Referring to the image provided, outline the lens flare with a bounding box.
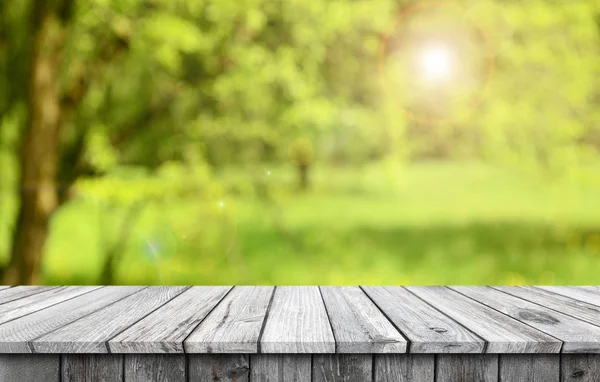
[419,43,453,82]
[378,1,495,125]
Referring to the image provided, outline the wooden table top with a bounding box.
[0,286,599,354]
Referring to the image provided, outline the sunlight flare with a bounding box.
[419,43,454,82]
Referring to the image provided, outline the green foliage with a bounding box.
[376,0,599,174]
[50,0,400,171]
[473,0,600,174]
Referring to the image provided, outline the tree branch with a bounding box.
[56,32,131,205]
[109,90,179,149]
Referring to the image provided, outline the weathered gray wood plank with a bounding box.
[374,355,434,382]
[0,286,59,306]
[499,354,559,382]
[561,354,600,382]
[0,286,101,326]
[261,286,335,353]
[0,355,59,382]
[32,286,187,353]
[578,286,600,293]
[320,286,407,353]
[452,286,600,353]
[250,354,311,382]
[189,354,249,382]
[124,354,185,382]
[436,354,498,382]
[312,354,372,382]
[185,286,273,353]
[408,287,561,353]
[0,286,144,353]
[62,354,123,382]
[579,285,600,294]
[494,286,600,327]
[536,286,600,307]
[109,286,231,353]
[363,287,484,353]
[0,287,11,291]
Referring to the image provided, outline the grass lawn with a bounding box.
[14,160,600,285]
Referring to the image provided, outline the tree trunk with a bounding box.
[2,1,71,285]
[298,164,310,191]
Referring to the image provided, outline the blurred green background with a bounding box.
[0,0,599,285]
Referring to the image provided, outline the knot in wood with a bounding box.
[429,327,447,333]
[516,309,560,325]
[571,369,585,378]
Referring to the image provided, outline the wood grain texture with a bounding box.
[453,286,600,353]
[495,286,600,327]
[109,286,231,353]
[363,287,484,353]
[580,286,600,293]
[0,286,144,353]
[32,286,187,353]
[561,355,600,382]
[189,354,249,382]
[261,286,335,353]
[436,354,498,382]
[312,354,372,382]
[499,355,559,382]
[320,287,407,353]
[124,354,185,382]
[536,286,600,307]
[0,286,101,326]
[408,287,561,353]
[4,285,600,362]
[62,354,123,382]
[0,355,59,382]
[185,286,273,353]
[250,354,311,382]
[373,355,434,382]
[0,286,58,306]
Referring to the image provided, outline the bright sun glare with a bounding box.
[419,43,453,82]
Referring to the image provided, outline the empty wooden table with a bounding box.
[0,286,599,381]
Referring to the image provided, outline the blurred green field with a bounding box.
[1,0,599,286]
[12,161,596,285]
